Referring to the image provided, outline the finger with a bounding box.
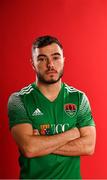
[33,129,40,135]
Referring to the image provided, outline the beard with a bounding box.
[36,68,64,84]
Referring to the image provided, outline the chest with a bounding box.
[23,91,79,135]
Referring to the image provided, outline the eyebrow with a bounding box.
[51,52,61,56]
[37,54,47,58]
[37,52,61,59]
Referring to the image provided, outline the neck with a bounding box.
[36,79,62,101]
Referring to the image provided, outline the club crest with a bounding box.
[64,103,77,117]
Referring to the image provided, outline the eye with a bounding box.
[38,58,43,61]
[37,57,46,62]
[53,56,60,60]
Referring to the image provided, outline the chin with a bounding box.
[45,78,59,84]
[37,72,63,84]
[40,78,61,84]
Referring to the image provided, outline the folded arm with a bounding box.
[53,126,96,156]
[11,123,80,158]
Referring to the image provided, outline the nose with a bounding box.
[47,58,54,69]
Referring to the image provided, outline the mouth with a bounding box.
[46,70,57,74]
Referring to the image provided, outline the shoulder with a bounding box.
[64,83,84,95]
[8,83,34,105]
[9,83,34,98]
[64,83,89,103]
[17,84,34,96]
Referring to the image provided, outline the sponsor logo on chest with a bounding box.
[40,123,70,135]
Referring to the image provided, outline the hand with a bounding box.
[33,129,40,135]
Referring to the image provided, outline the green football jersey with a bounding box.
[8,83,95,179]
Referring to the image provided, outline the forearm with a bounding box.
[24,133,68,157]
[53,127,96,156]
[53,136,91,156]
[21,128,80,157]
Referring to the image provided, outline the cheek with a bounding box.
[36,64,45,72]
[56,61,64,69]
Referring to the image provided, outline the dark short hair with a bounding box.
[32,35,63,57]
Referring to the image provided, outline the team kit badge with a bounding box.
[64,103,77,117]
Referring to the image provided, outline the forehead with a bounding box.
[34,43,63,57]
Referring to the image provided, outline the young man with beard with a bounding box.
[8,35,96,179]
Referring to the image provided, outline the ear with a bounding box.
[30,58,35,70]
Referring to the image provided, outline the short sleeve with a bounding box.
[76,93,95,128]
[8,92,32,129]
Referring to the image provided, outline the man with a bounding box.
[8,35,96,179]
